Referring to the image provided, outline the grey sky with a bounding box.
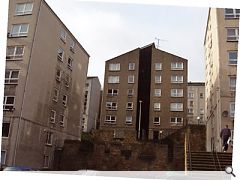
[46,0,209,86]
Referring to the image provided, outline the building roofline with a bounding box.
[188,82,205,86]
[105,47,140,62]
[204,8,211,46]
[87,76,99,79]
[42,0,90,57]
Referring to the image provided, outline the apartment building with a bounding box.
[100,43,188,141]
[1,0,89,169]
[82,77,101,132]
[187,82,205,125]
[204,8,238,152]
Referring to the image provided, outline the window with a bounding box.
[5,70,19,84]
[154,89,161,97]
[129,63,135,70]
[230,76,236,91]
[105,115,116,124]
[106,102,117,110]
[171,62,183,70]
[56,69,62,81]
[10,24,29,37]
[109,63,120,71]
[188,92,194,98]
[2,122,10,137]
[127,89,134,96]
[200,109,204,115]
[53,89,59,102]
[128,75,134,83]
[189,101,194,107]
[107,89,118,96]
[60,115,64,127]
[57,48,64,61]
[225,9,240,19]
[170,117,183,124]
[155,63,162,70]
[65,75,70,88]
[62,95,67,106]
[125,116,132,124]
[227,28,239,41]
[228,51,238,65]
[15,3,33,15]
[171,89,183,97]
[43,155,50,168]
[108,76,119,84]
[154,103,161,111]
[171,75,183,83]
[6,46,24,60]
[200,93,204,98]
[230,102,235,117]
[3,96,15,111]
[155,75,161,83]
[170,103,183,111]
[50,110,56,123]
[46,132,53,145]
[1,150,7,165]
[70,41,75,52]
[126,102,133,110]
[188,108,193,114]
[60,29,66,42]
[153,117,161,125]
[68,58,73,69]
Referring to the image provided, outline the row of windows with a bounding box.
[105,102,183,112]
[109,62,184,71]
[104,115,183,125]
[188,92,204,99]
[108,75,184,84]
[56,69,71,87]
[107,88,184,97]
[49,110,65,127]
[57,48,74,69]
[188,108,204,115]
[225,9,240,19]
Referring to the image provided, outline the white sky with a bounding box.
[45,0,209,86]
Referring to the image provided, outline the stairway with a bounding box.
[187,151,232,171]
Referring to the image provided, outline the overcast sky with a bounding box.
[45,0,209,86]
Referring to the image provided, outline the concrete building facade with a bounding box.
[1,0,89,169]
[100,44,188,141]
[82,77,101,132]
[187,82,205,125]
[204,8,238,152]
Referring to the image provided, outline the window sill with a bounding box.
[15,13,33,16]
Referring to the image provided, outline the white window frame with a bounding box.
[6,46,24,60]
[63,95,67,107]
[68,57,73,69]
[5,69,20,84]
[3,96,15,111]
[154,89,161,97]
[155,63,162,70]
[106,102,117,110]
[57,48,64,62]
[128,75,134,84]
[188,108,194,114]
[107,89,118,96]
[2,122,10,138]
[127,89,134,96]
[125,116,132,124]
[228,51,238,65]
[50,110,56,123]
[60,29,67,42]
[59,114,64,127]
[105,115,116,124]
[108,76,119,84]
[109,63,120,71]
[230,102,235,117]
[155,75,161,83]
[45,132,53,146]
[154,103,161,111]
[65,75,70,88]
[225,8,240,19]
[170,103,183,111]
[171,89,183,97]
[15,3,33,15]
[1,150,7,165]
[43,155,50,168]
[10,24,29,37]
[171,62,183,70]
[56,69,62,82]
[53,89,59,102]
[188,92,194,98]
[126,102,133,110]
[227,28,239,41]
[229,76,236,91]
[70,41,75,53]
[170,117,183,124]
[153,117,161,125]
[128,63,135,70]
[171,75,183,83]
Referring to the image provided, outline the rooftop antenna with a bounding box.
[155,37,167,49]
